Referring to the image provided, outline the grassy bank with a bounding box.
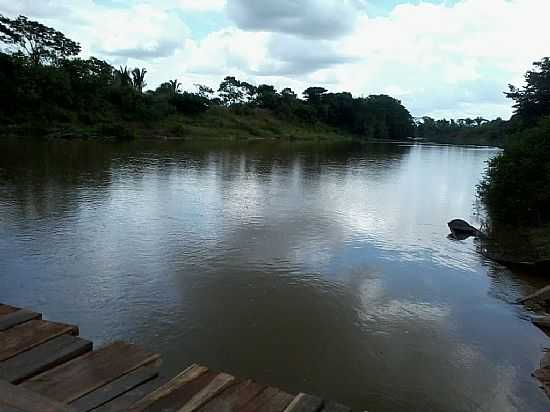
[1,106,357,142]
[148,107,357,141]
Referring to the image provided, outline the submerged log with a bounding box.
[532,316,550,330]
[517,285,550,304]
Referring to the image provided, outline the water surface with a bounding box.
[0,139,548,412]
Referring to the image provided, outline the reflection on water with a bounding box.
[0,139,548,412]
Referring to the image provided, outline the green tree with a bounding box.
[216,77,257,105]
[474,116,488,126]
[169,79,182,95]
[0,14,80,65]
[479,117,550,224]
[218,76,245,105]
[156,80,181,96]
[256,84,278,109]
[131,68,147,93]
[362,95,414,139]
[114,66,132,87]
[281,87,297,100]
[194,83,214,99]
[506,57,550,122]
[303,87,327,104]
[240,81,257,103]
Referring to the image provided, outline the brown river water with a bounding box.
[0,138,548,411]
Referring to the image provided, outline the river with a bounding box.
[0,139,548,411]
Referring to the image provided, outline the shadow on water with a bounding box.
[1,138,549,411]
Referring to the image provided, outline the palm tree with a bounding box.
[115,66,132,87]
[474,116,488,126]
[131,68,147,93]
[168,79,181,95]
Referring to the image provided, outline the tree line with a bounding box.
[0,14,415,140]
[479,57,550,227]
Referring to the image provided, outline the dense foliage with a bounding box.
[506,58,550,123]
[479,58,550,225]
[0,14,415,140]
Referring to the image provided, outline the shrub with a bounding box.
[99,123,136,140]
[479,117,550,225]
[171,93,209,115]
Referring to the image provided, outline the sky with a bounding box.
[1,0,549,119]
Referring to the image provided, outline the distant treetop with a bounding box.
[0,14,81,65]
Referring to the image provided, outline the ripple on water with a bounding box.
[0,139,547,412]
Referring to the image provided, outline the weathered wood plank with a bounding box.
[22,341,160,404]
[0,303,18,316]
[319,401,351,412]
[0,334,92,384]
[92,375,172,412]
[0,405,24,412]
[198,379,266,412]
[240,388,295,412]
[0,380,76,412]
[0,309,42,331]
[70,365,160,412]
[283,393,324,412]
[127,364,209,411]
[534,367,550,397]
[176,372,237,412]
[129,366,218,412]
[0,320,78,361]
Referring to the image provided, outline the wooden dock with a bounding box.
[0,303,352,412]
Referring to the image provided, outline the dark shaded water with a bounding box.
[0,139,548,411]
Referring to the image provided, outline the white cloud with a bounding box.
[0,1,190,60]
[226,0,365,39]
[89,4,189,59]
[176,0,226,11]
[330,0,550,118]
[1,0,550,118]
[254,34,356,76]
[184,28,268,76]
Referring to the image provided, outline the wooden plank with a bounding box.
[92,375,172,412]
[0,334,92,384]
[176,372,237,412]
[127,364,210,411]
[283,394,324,412]
[22,341,160,404]
[0,320,78,361]
[534,367,550,397]
[0,405,24,412]
[0,304,19,316]
[240,388,295,412]
[198,379,266,412]
[129,365,216,412]
[70,365,160,412]
[0,380,76,412]
[319,402,351,412]
[0,309,42,331]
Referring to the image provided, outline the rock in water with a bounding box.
[448,219,480,238]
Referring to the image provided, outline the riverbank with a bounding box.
[529,226,550,261]
[1,106,359,142]
[481,223,550,264]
